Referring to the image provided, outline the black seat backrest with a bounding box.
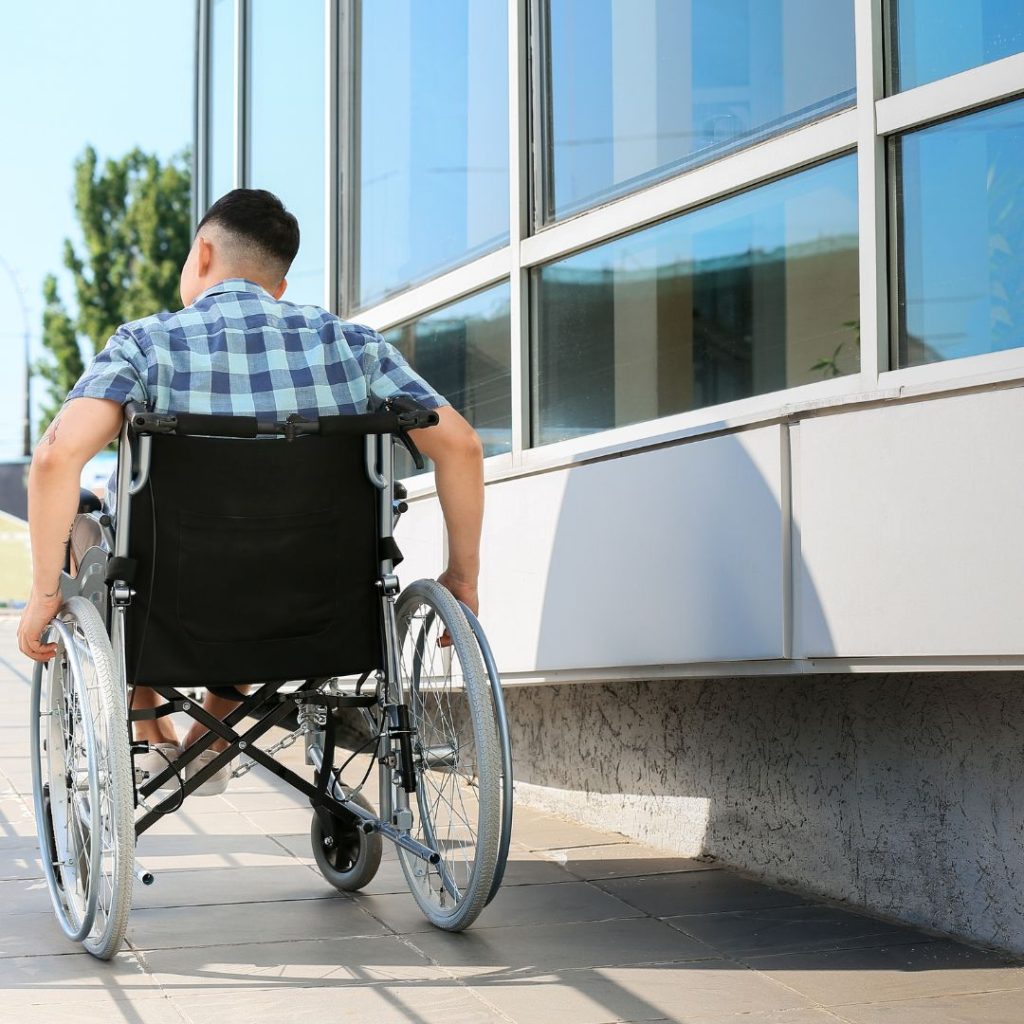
[125,430,383,687]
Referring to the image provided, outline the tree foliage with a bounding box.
[37,146,191,425]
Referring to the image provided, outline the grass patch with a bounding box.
[0,512,30,605]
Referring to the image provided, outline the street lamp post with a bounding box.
[0,254,32,457]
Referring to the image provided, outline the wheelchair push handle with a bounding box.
[125,399,439,447]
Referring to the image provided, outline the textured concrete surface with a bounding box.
[501,673,1024,955]
[3,618,1024,1023]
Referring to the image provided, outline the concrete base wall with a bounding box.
[502,673,1024,954]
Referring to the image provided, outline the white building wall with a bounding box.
[399,382,1024,678]
[796,386,1024,658]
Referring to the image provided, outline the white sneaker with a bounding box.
[184,748,236,796]
[135,742,182,791]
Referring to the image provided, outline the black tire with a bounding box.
[393,580,502,931]
[310,785,382,891]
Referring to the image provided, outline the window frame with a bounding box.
[192,0,1024,498]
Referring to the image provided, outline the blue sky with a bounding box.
[0,1,194,459]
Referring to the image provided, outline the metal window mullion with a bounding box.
[876,51,1024,136]
[355,248,511,333]
[324,0,340,312]
[233,0,249,189]
[339,0,360,317]
[528,0,551,230]
[854,0,887,383]
[194,0,210,222]
[519,110,857,270]
[508,0,529,464]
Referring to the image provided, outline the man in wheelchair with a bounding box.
[19,188,482,754]
[15,189,511,956]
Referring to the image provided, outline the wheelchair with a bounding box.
[29,400,513,959]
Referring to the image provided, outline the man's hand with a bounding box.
[17,592,63,662]
[438,569,479,617]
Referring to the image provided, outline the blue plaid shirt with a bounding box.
[67,278,447,417]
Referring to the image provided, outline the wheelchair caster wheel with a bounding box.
[310,786,382,892]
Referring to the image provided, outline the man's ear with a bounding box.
[196,235,213,277]
[271,278,287,300]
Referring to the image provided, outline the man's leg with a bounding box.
[131,686,180,745]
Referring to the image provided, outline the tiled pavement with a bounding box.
[0,617,1022,1023]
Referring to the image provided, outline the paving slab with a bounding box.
[598,870,812,919]
[510,808,629,851]
[0,794,38,839]
[360,879,644,935]
[549,842,719,881]
[164,979,513,1024]
[131,862,339,910]
[665,904,936,958]
[744,941,1024,1007]
[464,961,817,1024]
[237,806,319,836]
[0,949,163,1006]
[833,987,1024,1024]
[1,875,63,917]
[3,996,187,1024]
[0,840,43,879]
[135,829,303,872]
[128,896,387,950]
[0,911,97,959]
[139,933,444,992]
[408,917,717,975]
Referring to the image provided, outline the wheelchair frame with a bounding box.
[34,402,513,958]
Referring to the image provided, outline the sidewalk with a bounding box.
[0,617,1022,1024]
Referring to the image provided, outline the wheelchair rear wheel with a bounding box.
[394,580,502,930]
[310,784,382,891]
[30,597,135,959]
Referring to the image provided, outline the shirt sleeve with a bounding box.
[65,326,148,406]
[365,333,450,410]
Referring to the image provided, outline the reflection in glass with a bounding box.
[249,0,324,306]
[208,0,234,205]
[895,99,1024,368]
[891,0,1024,91]
[532,157,858,446]
[543,0,856,221]
[358,2,509,308]
[383,283,511,474]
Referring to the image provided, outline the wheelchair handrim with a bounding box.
[30,620,104,943]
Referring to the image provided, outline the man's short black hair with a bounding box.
[197,188,300,279]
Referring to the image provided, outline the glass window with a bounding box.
[542,0,856,222]
[357,2,509,308]
[249,0,325,306]
[383,283,511,474]
[532,157,859,446]
[890,0,1024,91]
[894,99,1024,368]
[208,0,234,205]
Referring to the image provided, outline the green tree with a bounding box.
[37,146,191,425]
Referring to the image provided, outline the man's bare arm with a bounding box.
[409,405,484,613]
[18,398,124,661]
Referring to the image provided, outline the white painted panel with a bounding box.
[798,388,1024,657]
[472,426,786,674]
[393,495,444,591]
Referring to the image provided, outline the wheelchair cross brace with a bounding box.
[131,683,442,869]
